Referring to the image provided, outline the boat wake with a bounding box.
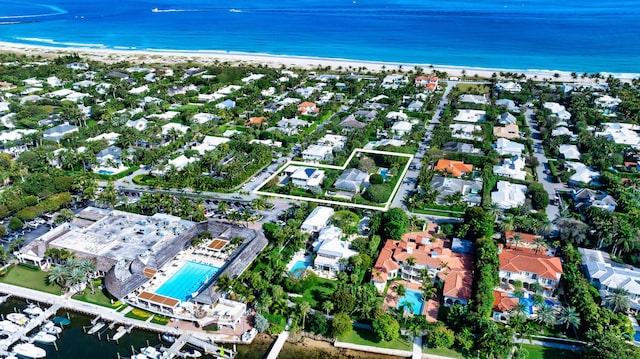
[151,8,201,13]
[0,4,67,19]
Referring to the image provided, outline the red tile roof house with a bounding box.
[297,101,320,116]
[415,76,438,92]
[492,290,520,322]
[498,245,563,297]
[372,224,474,307]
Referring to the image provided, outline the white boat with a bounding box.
[181,348,202,358]
[23,304,44,317]
[87,321,105,335]
[133,354,149,359]
[0,320,20,333]
[140,346,162,359]
[41,321,62,335]
[32,331,57,344]
[12,343,47,358]
[6,313,28,326]
[229,8,242,13]
[151,8,159,12]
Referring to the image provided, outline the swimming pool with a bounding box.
[509,293,535,315]
[378,168,389,180]
[156,261,220,301]
[97,169,114,175]
[398,289,423,315]
[289,261,310,278]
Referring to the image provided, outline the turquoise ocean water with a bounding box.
[0,0,639,73]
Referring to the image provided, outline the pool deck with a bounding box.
[285,250,311,272]
[382,280,439,322]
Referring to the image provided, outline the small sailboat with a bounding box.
[12,343,47,358]
[32,331,57,344]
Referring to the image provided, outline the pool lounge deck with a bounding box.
[383,280,439,322]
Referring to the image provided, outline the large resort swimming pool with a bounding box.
[156,261,220,301]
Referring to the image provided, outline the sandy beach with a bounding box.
[0,41,635,82]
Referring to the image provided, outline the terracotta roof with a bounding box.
[246,116,266,125]
[433,159,473,178]
[442,270,473,300]
[493,290,519,312]
[298,101,316,108]
[372,244,400,283]
[499,248,563,281]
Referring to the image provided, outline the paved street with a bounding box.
[524,107,560,221]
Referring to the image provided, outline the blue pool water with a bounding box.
[398,289,423,315]
[634,331,640,342]
[378,168,389,180]
[509,293,535,315]
[97,169,114,175]
[156,261,220,301]
[289,260,310,278]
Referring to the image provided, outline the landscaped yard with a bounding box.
[520,344,581,359]
[72,279,117,308]
[423,347,466,358]
[299,277,336,308]
[338,326,412,351]
[0,264,62,295]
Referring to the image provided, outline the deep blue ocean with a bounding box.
[1,0,639,74]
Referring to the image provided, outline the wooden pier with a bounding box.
[160,333,235,358]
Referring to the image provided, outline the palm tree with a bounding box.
[604,287,631,313]
[559,306,581,335]
[215,274,233,297]
[47,266,69,289]
[298,301,311,328]
[78,259,97,294]
[322,301,334,315]
[533,236,546,254]
[395,284,406,299]
[510,233,523,250]
[536,304,556,328]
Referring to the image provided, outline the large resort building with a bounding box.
[16,207,267,329]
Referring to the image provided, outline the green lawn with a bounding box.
[300,277,337,308]
[0,265,62,295]
[520,344,580,359]
[422,347,466,358]
[455,83,490,94]
[72,279,117,308]
[338,326,412,351]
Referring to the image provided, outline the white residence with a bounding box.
[558,144,581,160]
[191,136,230,155]
[191,113,216,124]
[498,112,517,125]
[390,121,414,136]
[551,126,576,139]
[312,226,357,276]
[494,138,524,156]
[87,132,120,145]
[459,94,488,105]
[543,102,571,120]
[125,118,149,131]
[580,247,640,312]
[302,145,333,162]
[491,181,527,209]
[275,117,310,136]
[493,156,527,181]
[301,206,335,233]
[595,122,640,148]
[386,111,408,121]
[496,82,522,93]
[454,109,486,123]
[152,155,197,176]
[161,123,190,136]
[318,134,348,150]
[566,162,599,185]
[450,124,482,141]
[289,167,325,191]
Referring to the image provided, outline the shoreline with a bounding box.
[0,40,637,82]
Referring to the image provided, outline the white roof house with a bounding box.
[450,124,482,141]
[491,181,527,209]
[459,94,488,105]
[579,247,640,311]
[87,132,120,145]
[43,124,78,142]
[152,155,197,176]
[161,123,190,136]
[494,138,524,156]
[0,129,37,143]
[543,102,571,120]
[493,156,526,181]
[149,111,179,121]
[191,136,230,155]
[290,167,325,190]
[302,145,333,162]
[301,206,335,233]
[497,112,517,125]
[129,85,149,95]
[551,126,576,139]
[558,144,581,160]
[313,226,358,275]
[318,134,348,150]
[391,121,414,136]
[567,162,599,185]
[216,99,236,110]
[454,109,486,123]
[496,82,522,93]
[496,99,518,112]
[334,168,369,193]
[192,113,216,124]
[386,111,408,121]
[125,118,149,131]
[595,122,640,148]
[276,117,310,135]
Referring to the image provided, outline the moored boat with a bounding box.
[12,343,47,358]
[22,304,44,317]
[140,346,162,359]
[32,330,57,344]
[42,321,62,335]
[87,321,105,335]
[6,313,28,326]
[161,333,175,343]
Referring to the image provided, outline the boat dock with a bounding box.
[0,303,60,356]
[160,333,235,358]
